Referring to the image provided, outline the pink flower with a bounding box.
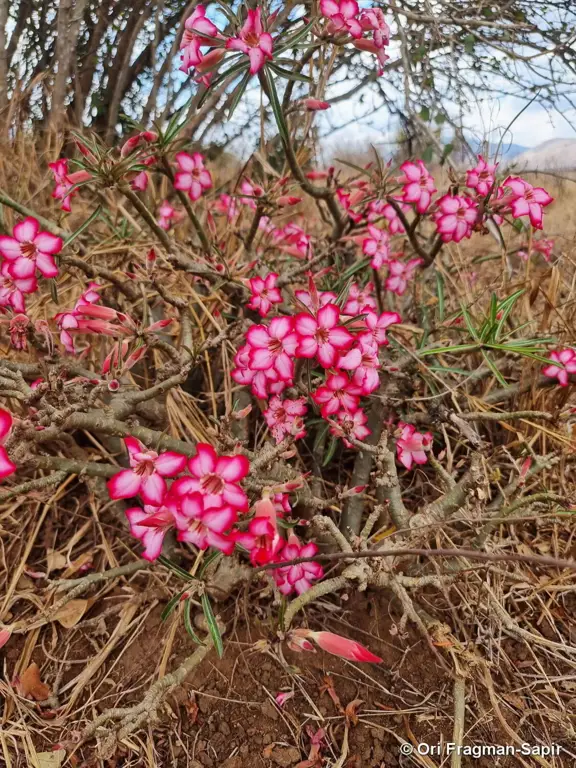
[295,303,354,368]
[231,343,287,399]
[247,273,283,317]
[126,504,177,560]
[295,289,337,312]
[173,492,237,555]
[183,5,219,39]
[359,7,390,48]
[0,408,16,479]
[320,0,363,39]
[157,201,181,231]
[500,176,553,230]
[0,262,37,313]
[362,225,390,269]
[297,629,382,662]
[338,337,380,395]
[368,200,406,233]
[329,408,370,447]
[172,443,250,512]
[303,98,331,111]
[235,498,283,565]
[55,282,101,353]
[542,348,576,387]
[212,193,238,220]
[385,258,422,296]
[466,155,497,197]
[226,8,273,74]
[359,310,400,347]
[272,534,324,595]
[397,161,437,213]
[275,691,295,708]
[313,373,359,417]
[120,130,158,158]
[343,282,377,316]
[174,152,212,201]
[264,396,307,443]
[532,238,554,262]
[0,217,62,279]
[396,422,432,469]
[434,194,478,243]
[246,316,298,381]
[240,178,265,209]
[49,160,91,212]
[107,437,187,506]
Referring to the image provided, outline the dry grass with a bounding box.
[0,134,576,767]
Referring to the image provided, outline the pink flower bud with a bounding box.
[108,379,120,392]
[309,630,382,662]
[277,195,302,206]
[303,98,331,111]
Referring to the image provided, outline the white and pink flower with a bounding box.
[434,194,478,243]
[264,396,307,443]
[397,161,436,214]
[225,8,273,74]
[362,225,390,269]
[0,217,62,279]
[107,437,187,506]
[499,176,553,230]
[125,504,177,561]
[396,422,432,470]
[294,303,354,368]
[272,534,324,595]
[247,273,283,317]
[0,409,16,480]
[385,258,422,296]
[174,152,213,202]
[466,155,497,197]
[320,0,362,38]
[0,262,37,313]
[542,348,576,387]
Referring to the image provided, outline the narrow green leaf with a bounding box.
[436,272,445,322]
[161,589,188,622]
[263,66,290,144]
[322,436,339,467]
[199,549,223,577]
[268,62,313,83]
[184,598,205,644]
[198,60,250,109]
[158,555,197,582]
[201,593,224,658]
[418,343,481,356]
[481,350,508,386]
[64,205,102,247]
[460,303,479,341]
[275,19,315,54]
[228,69,251,121]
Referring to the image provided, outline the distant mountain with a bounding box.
[505,138,576,170]
[470,140,528,160]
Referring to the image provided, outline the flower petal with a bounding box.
[107,469,142,499]
[188,443,217,477]
[154,451,187,477]
[0,446,16,479]
[140,473,167,506]
[13,217,39,243]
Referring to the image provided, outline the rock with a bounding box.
[272,746,302,767]
[221,758,243,768]
[261,700,279,721]
[219,721,231,736]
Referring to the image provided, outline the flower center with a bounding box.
[315,328,330,344]
[20,242,37,259]
[273,407,287,423]
[201,473,225,495]
[268,338,283,353]
[134,456,156,476]
[244,31,260,46]
[2,278,13,291]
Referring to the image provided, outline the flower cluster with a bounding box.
[233,276,401,448]
[106,440,323,594]
[320,1,390,74]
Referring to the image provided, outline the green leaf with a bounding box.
[263,66,290,144]
[275,19,315,54]
[198,59,250,110]
[460,303,480,341]
[495,289,525,340]
[199,549,223,577]
[421,145,434,163]
[64,205,102,247]
[339,257,371,282]
[322,436,339,467]
[481,350,508,386]
[419,106,430,121]
[158,555,197,582]
[161,589,188,622]
[227,69,251,121]
[436,272,445,322]
[464,34,475,54]
[419,343,481,356]
[334,157,371,176]
[201,593,224,658]
[184,598,205,645]
[50,279,59,304]
[268,62,313,83]
[312,422,329,452]
[434,112,446,125]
